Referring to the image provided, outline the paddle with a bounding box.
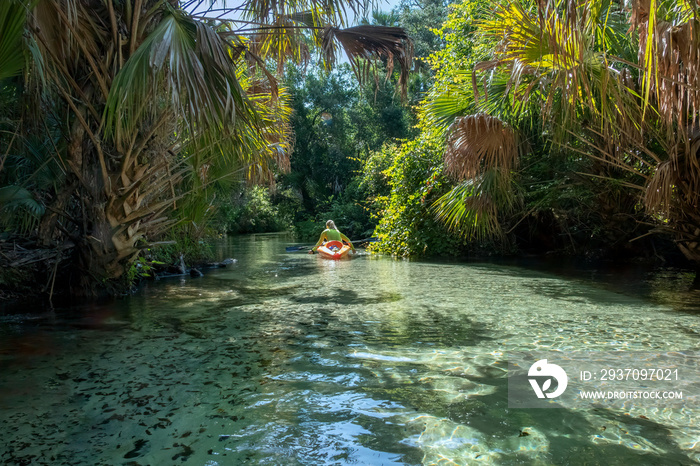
[285,237,378,252]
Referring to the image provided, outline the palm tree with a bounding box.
[0,0,413,294]
[431,0,700,263]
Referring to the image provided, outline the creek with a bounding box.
[1,233,699,465]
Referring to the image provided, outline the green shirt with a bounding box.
[324,229,342,241]
[312,229,355,251]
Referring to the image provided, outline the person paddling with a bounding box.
[308,220,356,254]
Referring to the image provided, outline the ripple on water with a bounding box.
[1,234,699,465]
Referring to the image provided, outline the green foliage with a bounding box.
[400,0,447,100]
[368,135,465,256]
[0,186,45,233]
[0,0,27,82]
[215,185,294,234]
[427,0,491,78]
[0,0,418,295]
[125,257,155,284]
[364,0,525,255]
[516,149,647,255]
[368,0,672,260]
[293,219,323,241]
[396,0,448,62]
[313,182,376,239]
[0,93,65,236]
[357,142,396,217]
[143,232,214,268]
[278,63,416,240]
[432,168,521,241]
[292,182,376,242]
[0,263,34,293]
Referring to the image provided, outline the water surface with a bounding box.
[1,234,699,465]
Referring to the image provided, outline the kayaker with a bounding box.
[308,220,356,254]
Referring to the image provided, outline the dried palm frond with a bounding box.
[644,159,675,215]
[248,14,313,73]
[444,114,518,181]
[631,0,700,135]
[435,114,520,241]
[642,129,700,262]
[321,25,413,99]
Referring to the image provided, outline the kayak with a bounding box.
[316,240,352,260]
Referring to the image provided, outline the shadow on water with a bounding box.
[358,358,696,465]
[1,233,699,465]
[290,289,403,306]
[435,258,700,313]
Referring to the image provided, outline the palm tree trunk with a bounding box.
[37,177,78,247]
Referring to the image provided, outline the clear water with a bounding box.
[1,234,699,465]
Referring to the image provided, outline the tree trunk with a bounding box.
[37,177,78,247]
[676,226,700,264]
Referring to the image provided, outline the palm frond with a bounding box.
[432,169,519,240]
[321,25,414,99]
[0,0,28,82]
[435,112,521,240]
[180,67,293,189]
[248,14,313,73]
[475,0,638,145]
[0,185,44,216]
[0,185,45,234]
[422,70,476,132]
[242,0,363,28]
[444,114,518,181]
[105,9,254,143]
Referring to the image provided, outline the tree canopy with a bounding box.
[0,0,413,294]
[369,0,700,265]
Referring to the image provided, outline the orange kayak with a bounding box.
[316,240,353,260]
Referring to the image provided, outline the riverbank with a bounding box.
[2,231,698,308]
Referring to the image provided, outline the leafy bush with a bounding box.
[366,136,467,256]
[142,229,215,271]
[293,183,375,242]
[293,219,323,242]
[215,185,294,234]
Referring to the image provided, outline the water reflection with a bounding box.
[0,234,699,465]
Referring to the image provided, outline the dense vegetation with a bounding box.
[0,0,412,296]
[367,0,697,268]
[260,0,700,267]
